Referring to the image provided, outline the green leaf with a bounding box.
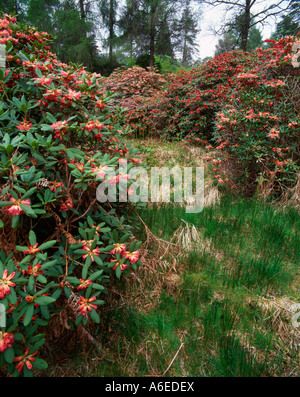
[28,275,35,292]
[29,230,37,245]
[89,270,103,281]
[23,365,33,377]
[82,263,89,279]
[52,288,62,300]
[0,201,14,207]
[37,274,47,284]
[35,68,43,78]
[33,358,48,370]
[22,187,37,200]
[115,265,122,279]
[65,277,80,284]
[40,304,50,320]
[4,347,14,364]
[34,296,56,306]
[11,215,20,228]
[92,284,105,291]
[93,255,103,266]
[7,287,17,304]
[20,204,37,218]
[38,240,56,250]
[46,112,57,124]
[89,309,100,324]
[23,303,34,327]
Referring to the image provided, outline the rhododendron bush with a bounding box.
[0,15,142,376]
[103,66,168,137]
[115,50,256,139]
[211,36,300,194]
[112,38,299,195]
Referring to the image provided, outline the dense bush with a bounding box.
[104,65,167,98]
[135,53,162,73]
[0,15,142,376]
[103,66,168,137]
[108,37,299,195]
[209,36,300,194]
[116,50,256,140]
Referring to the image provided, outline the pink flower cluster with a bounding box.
[0,331,14,352]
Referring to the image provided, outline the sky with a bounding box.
[195,1,286,60]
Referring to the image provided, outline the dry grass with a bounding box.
[40,140,299,377]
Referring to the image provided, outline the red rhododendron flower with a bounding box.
[77,278,93,290]
[122,250,139,264]
[92,164,109,179]
[96,100,105,110]
[78,296,97,316]
[110,259,128,272]
[59,197,73,212]
[16,120,32,131]
[49,180,64,192]
[82,242,100,262]
[23,243,41,255]
[108,175,119,186]
[67,89,81,100]
[0,269,16,299]
[26,263,44,277]
[25,295,36,303]
[13,347,38,373]
[110,243,126,254]
[6,197,31,216]
[0,331,14,352]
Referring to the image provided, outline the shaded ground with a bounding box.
[41,139,300,377]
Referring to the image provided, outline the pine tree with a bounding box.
[272,1,300,40]
[118,0,179,67]
[26,0,59,34]
[215,13,264,56]
[203,0,291,51]
[118,0,142,58]
[173,0,200,66]
[0,0,29,21]
[99,0,118,63]
[215,33,237,56]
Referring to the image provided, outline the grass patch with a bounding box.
[43,141,300,377]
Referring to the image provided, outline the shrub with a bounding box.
[103,66,168,137]
[119,50,256,140]
[209,36,300,195]
[135,53,162,72]
[0,15,142,376]
[104,65,167,98]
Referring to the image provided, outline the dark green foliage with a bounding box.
[135,53,162,72]
[272,14,300,40]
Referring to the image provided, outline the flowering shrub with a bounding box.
[0,15,142,376]
[103,66,169,137]
[116,50,256,139]
[210,36,300,194]
[111,36,299,195]
[104,66,167,98]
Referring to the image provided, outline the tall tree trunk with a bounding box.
[109,0,114,62]
[79,0,85,20]
[149,31,155,67]
[182,35,188,66]
[149,3,156,68]
[241,0,251,51]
